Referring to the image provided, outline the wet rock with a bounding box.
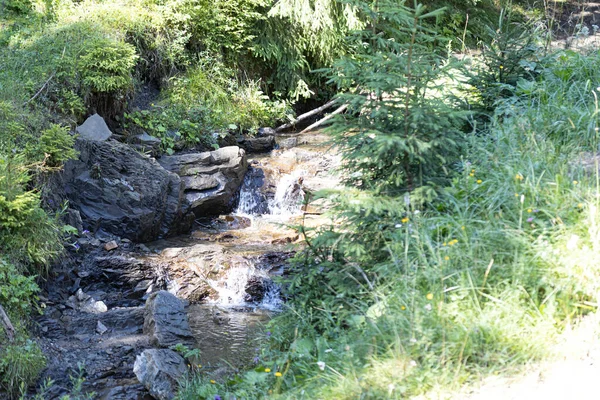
[104,241,119,251]
[211,307,230,325]
[238,135,276,153]
[59,116,193,241]
[257,127,276,137]
[143,291,193,347]
[245,276,271,302]
[133,349,187,400]
[278,137,298,149]
[76,113,113,142]
[159,146,247,216]
[215,215,251,230]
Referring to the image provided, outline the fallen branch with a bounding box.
[22,71,55,107]
[0,303,15,342]
[275,98,338,132]
[299,104,348,134]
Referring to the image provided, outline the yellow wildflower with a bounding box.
[401,305,406,310]
[461,226,465,230]
[426,293,433,300]
[444,256,450,261]
[210,380,216,384]
[515,173,523,181]
[515,193,519,197]
[573,180,579,185]
[469,173,474,177]
[527,208,532,213]
[265,368,271,373]
[578,203,584,208]
[499,65,504,69]
[275,372,283,377]
[401,217,409,223]
[476,179,482,184]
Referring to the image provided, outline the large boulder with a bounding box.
[143,291,193,347]
[159,146,247,216]
[133,349,187,400]
[76,113,112,142]
[62,115,193,242]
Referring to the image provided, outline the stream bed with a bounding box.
[33,130,339,399]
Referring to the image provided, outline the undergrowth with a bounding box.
[177,4,600,400]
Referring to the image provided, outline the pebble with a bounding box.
[96,321,108,335]
[104,241,119,251]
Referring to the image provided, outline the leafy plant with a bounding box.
[0,339,46,397]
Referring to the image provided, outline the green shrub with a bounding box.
[2,0,32,14]
[0,340,46,397]
[0,259,39,322]
[36,124,78,168]
[79,39,138,117]
[0,154,64,272]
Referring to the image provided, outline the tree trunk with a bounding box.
[275,99,338,132]
[0,303,15,342]
[299,104,348,134]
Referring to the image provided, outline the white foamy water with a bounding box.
[269,169,305,217]
[206,263,282,310]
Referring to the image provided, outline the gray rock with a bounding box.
[67,289,108,313]
[96,320,108,335]
[104,240,119,251]
[143,291,193,347]
[76,114,113,142]
[129,132,162,155]
[133,349,187,400]
[61,132,193,242]
[278,137,298,149]
[159,146,247,216]
[65,208,84,233]
[238,135,276,153]
[257,127,276,136]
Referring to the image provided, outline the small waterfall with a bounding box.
[269,170,305,217]
[236,167,269,215]
[207,262,282,310]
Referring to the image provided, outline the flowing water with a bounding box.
[170,131,340,367]
[35,131,340,398]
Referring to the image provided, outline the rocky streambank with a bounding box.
[32,114,338,399]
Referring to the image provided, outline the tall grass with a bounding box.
[177,49,600,400]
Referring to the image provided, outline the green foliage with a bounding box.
[253,0,359,98]
[0,154,64,271]
[126,54,291,152]
[35,124,78,168]
[79,40,138,93]
[0,339,46,397]
[79,39,138,117]
[2,0,33,15]
[326,1,466,194]
[0,259,39,320]
[468,6,544,111]
[25,364,96,400]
